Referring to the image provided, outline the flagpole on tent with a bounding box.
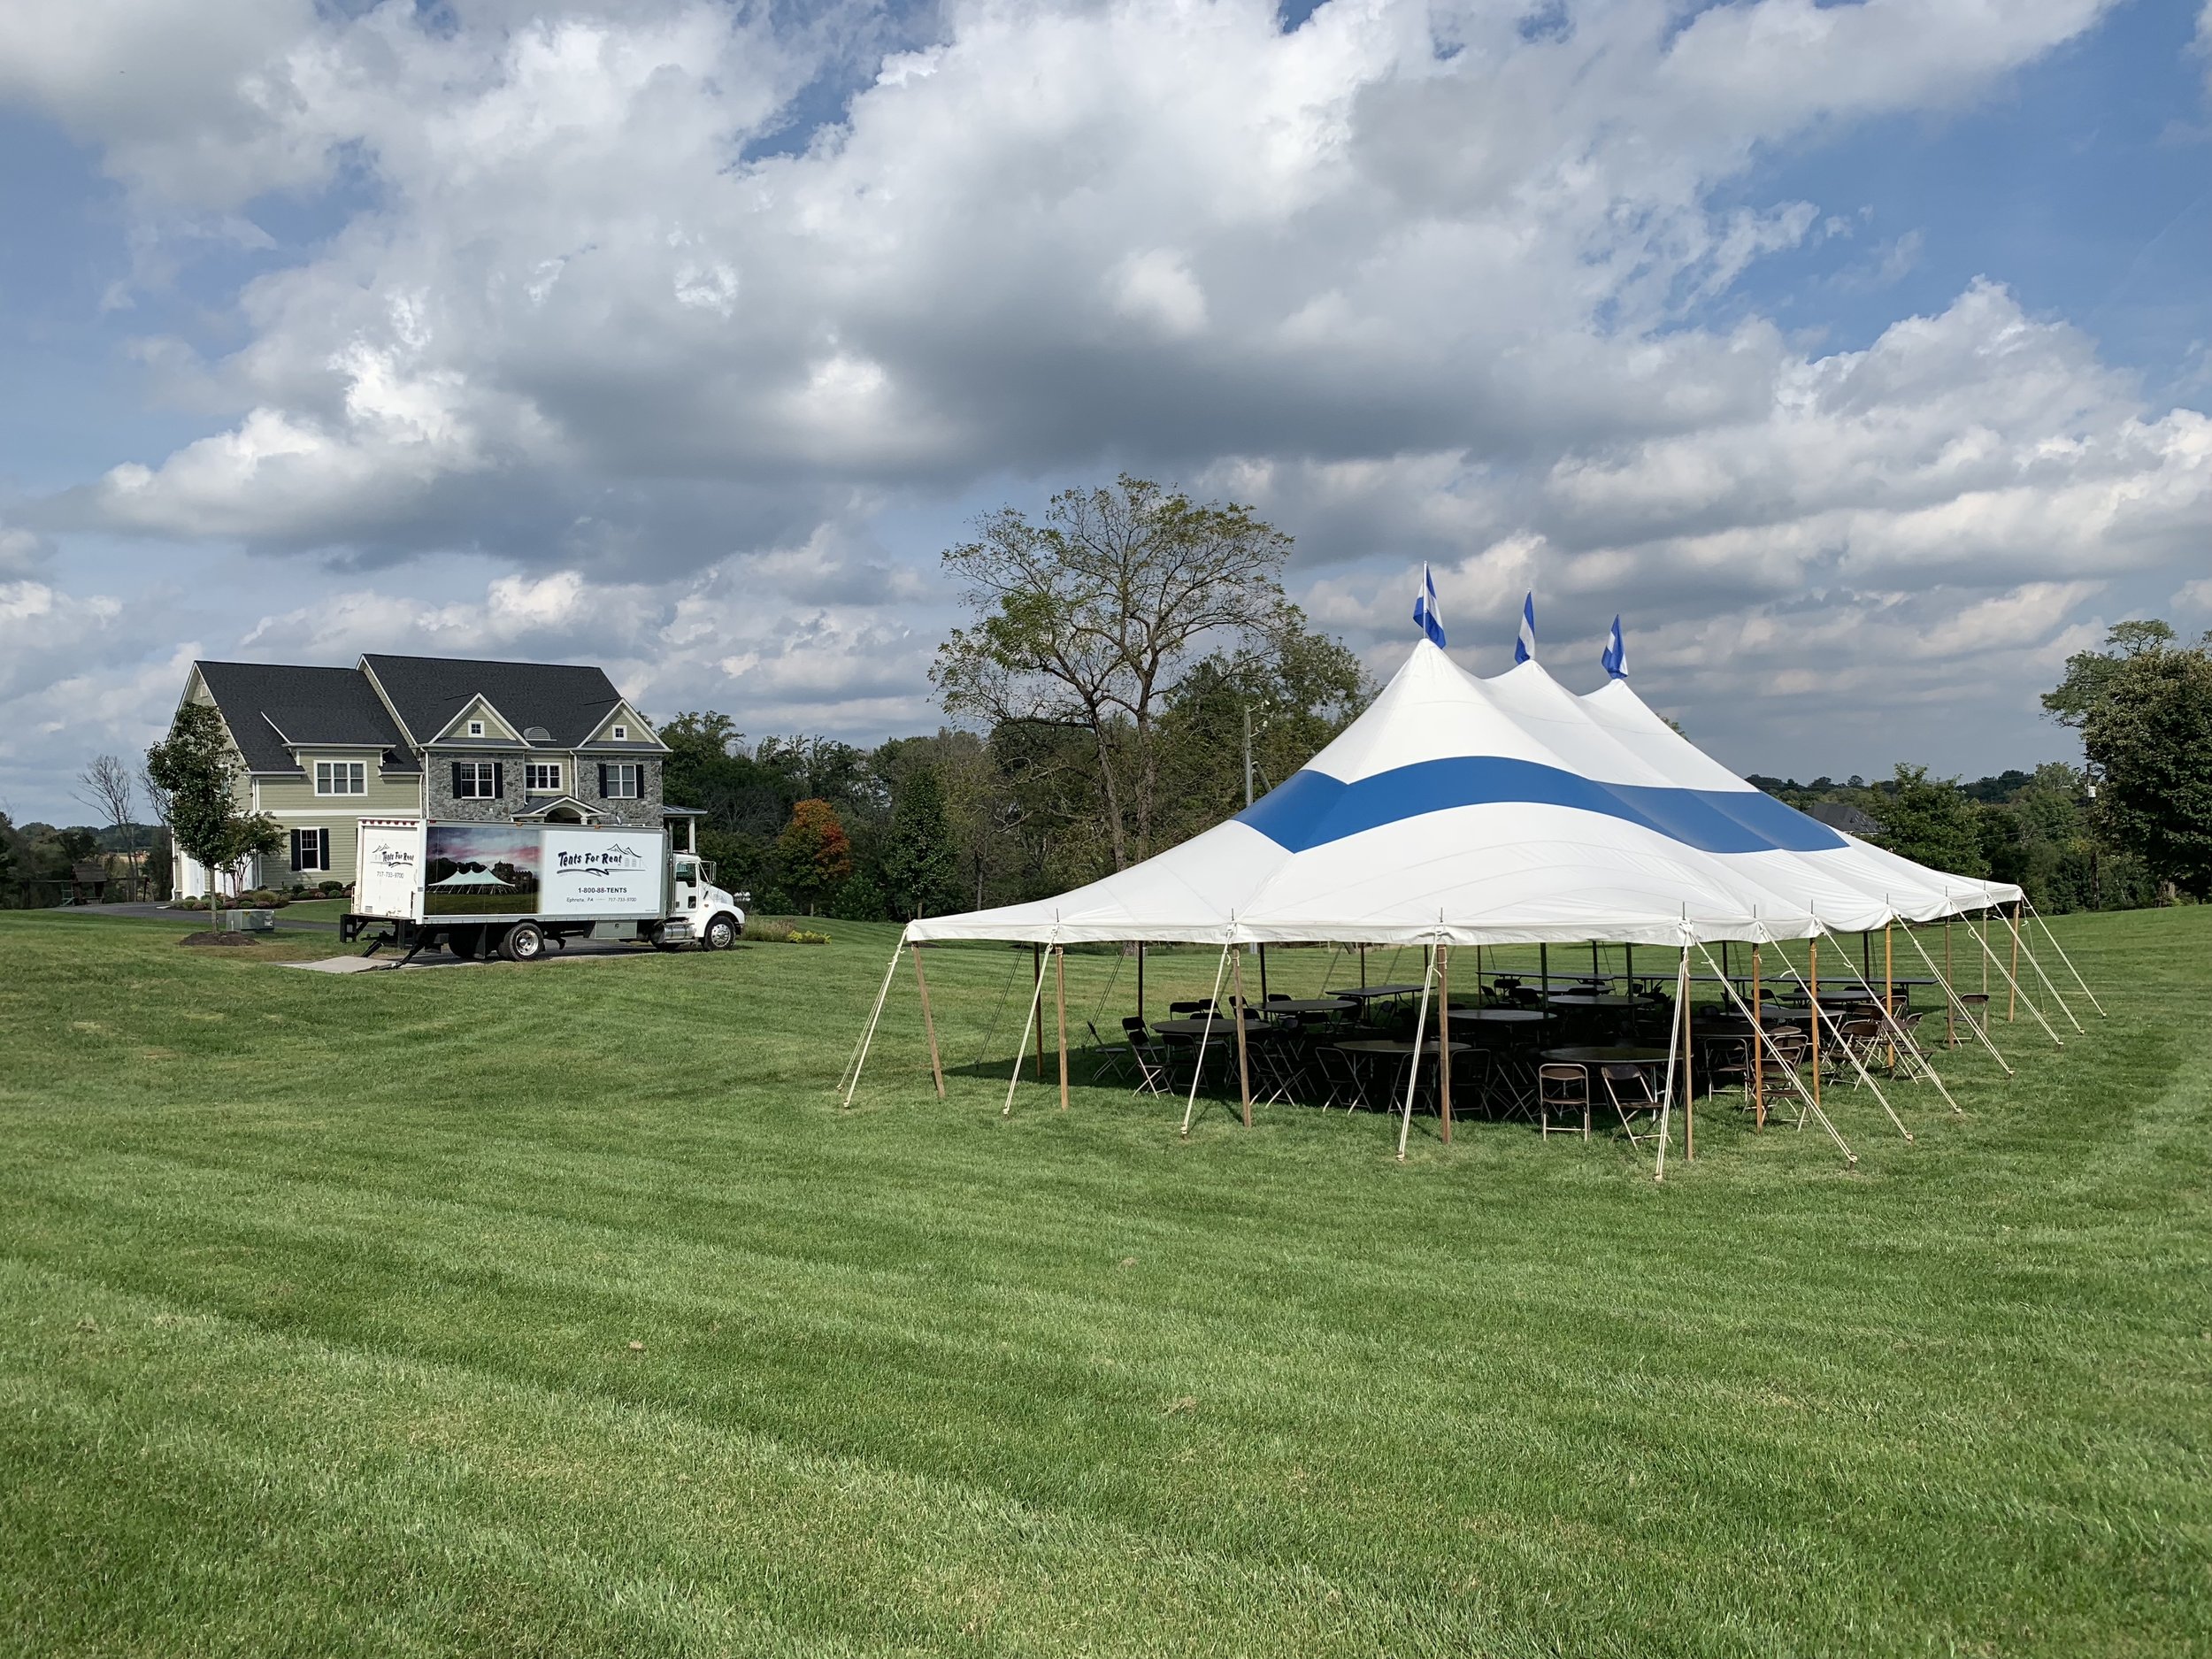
[911,944,945,1100]
[1696,941,1855,1165]
[2004,908,2084,1034]
[1179,946,1235,1139]
[2025,899,2105,1015]
[1901,927,2013,1078]
[1056,945,1071,1111]
[1818,921,1962,1116]
[1654,947,1687,1180]
[1436,941,1452,1144]
[840,936,908,1109]
[1956,911,2063,1049]
[1230,944,1253,1129]
[1775,939,1911,1141]
[1003,944,1050,1118]
[1396,943,1440,1161]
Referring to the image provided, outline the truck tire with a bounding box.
[703,912,739,950]
[449,926,484,959]
[500,922,545,962]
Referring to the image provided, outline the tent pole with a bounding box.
[2006,907,2083,1033]
[1902,927,2013,1079]
[1540,943,1549,1016]
[1884,922,1895,1071]
[840,937,907,1109]
[1809,934,1820,1118]
[2026,899,2105,1016]
[1655,948,1686,1179]
[1230,945,1252,1129]
[1437,943,1452,1144]
[1815,925,1961,1115]
[911,944,945,1100]
[1624,942,1633,991]
[1360,942,1367,989]
[1136,941,1145,1025]
[1683,943,1695,1162]
[1056,946,1070,1111]
[2007,904,2019,1023]
[1031,945,1047,1079]
[1179,946,1234,1139]
[1958,912,2063,1049]
[1944,920,1955,1048]
[1003,949,1048,1118]
[1258,943,1268,1005]
[1395,945,1439,1161]
[1697,941,1855,1164]
[1780,941,1913,1140]
[1751,942,1764,1130]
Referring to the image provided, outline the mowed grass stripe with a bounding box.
[1,911,2207,1655]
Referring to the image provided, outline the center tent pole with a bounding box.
[1179,945,1236,1139]
[1683,941,1695,1162]
[911,943,946,1100]
[1395,944,1440,1162]
[1056,945,1070,1112]
[1230,945,1253,1129]
[1437,943,1453,1144]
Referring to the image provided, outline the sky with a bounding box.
[2,0,2208,826]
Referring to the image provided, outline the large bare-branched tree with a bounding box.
[933,476,1296,870]
[73,754,139,900]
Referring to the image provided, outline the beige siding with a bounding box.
[251,762,421,887]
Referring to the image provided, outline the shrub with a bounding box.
[744,918,831,945]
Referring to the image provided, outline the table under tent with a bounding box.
[849,640,2103,1176]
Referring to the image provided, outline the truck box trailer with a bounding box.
[342,818,746,962]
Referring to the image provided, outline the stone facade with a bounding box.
[423,753,663,826]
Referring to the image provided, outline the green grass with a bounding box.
[0,909,2205,1656]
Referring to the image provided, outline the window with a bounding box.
[315,760,366,795]
[290,827,331,872]
[599,763,641,799]
[525,762,562,794]
[453,761,502,799]
[467,719,485,737]
[611,724,627,741]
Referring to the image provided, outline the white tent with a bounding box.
[906,641,2019,949]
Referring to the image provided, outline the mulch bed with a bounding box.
[179,932,259,948]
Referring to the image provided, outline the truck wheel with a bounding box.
[703,913,738,951]
[448,926,482,959]
[500,922,545,962]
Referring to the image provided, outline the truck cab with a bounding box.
[663,853,746,951]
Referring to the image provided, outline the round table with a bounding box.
[1541,1045,1671,1066]
[1156,1017,1282,1040]
[1263,998,1355,1017]
[1448,1007,1553,1025]
[1541,994,1647,1010]
[1336,984,1427,1002]
[1334,1038,1472,1056]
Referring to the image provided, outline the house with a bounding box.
[1806,801,1887,839]
[168,654,670,896]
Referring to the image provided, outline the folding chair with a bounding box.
[1601,1063,1664,1156]
[1537,1063,1591,1140]
[1085,1019,1134,1086]
[1121,1017,1174,1096]
[1951,993,1991,1047]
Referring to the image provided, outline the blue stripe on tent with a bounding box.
[1235,757,1848,855]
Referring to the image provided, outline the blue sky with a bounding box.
[2,0,2208,825]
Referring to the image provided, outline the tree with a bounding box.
[774,799,853,915]
[933,475,1297,872]
[2042,619,2179,728]
[139,757,175,898]
[74,754,140,901]
[1877,764,1986,877]
[879,766,958,920]
[2076,641,2212,896]
[145,703,282,902]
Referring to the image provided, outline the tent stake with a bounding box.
[1056,945,1070,1111]
[911,944,945,1100]
[1437,943,1452,1144]
[1231,946,1252,1129]
[1179,946,1234,1139]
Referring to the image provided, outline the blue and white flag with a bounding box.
[1413,564,1447,649]
[1513,592,1537,664]
[1601,615,1626,679]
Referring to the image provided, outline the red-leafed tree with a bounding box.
[775,798,853,914]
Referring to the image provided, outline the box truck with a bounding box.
[341,818,746,962]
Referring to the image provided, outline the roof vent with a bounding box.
[523,726,552,744]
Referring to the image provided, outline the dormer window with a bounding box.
[611,725,627,741]
[467,720,485,737]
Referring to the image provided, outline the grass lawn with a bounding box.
[0,908,2205,1656]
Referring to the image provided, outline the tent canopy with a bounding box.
[905,641,2019,949]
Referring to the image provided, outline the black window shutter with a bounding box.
[451,762,465,797]
[318,828,331,870]
[493,762,504,799]
[290,829,303,871]
[598,763,609,797]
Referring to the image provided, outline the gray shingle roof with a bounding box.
[360,654,656,749]
[196,662,410,774]
[1807,801,1886,837]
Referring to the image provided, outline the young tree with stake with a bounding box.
[145,705,282,906]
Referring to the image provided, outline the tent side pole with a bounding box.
[1778,944,1911,1141]
[1815,924,1962,1115]
[1231,947,1252,1129]
[911,944,945,1100]
[1056,945,1070,1111]
[1437,944,1452,1144]
[1902,927,2013,1079]
[2006,910,2084,1033]
[1752,942,1764,1130]
[1179,946,1234,1139]
[1257,943,1268,1005]
[1945,920,1955,1048]
[1884,922,1895,1071]
[1395,945,1439,1161]
[1003,953,1048,1118]
[841,937,906,1109]
[2026,899,2105,1016]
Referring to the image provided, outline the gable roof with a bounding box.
[1806,801,1887,837]
[361,654,662,749]
[195,662,410,775]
